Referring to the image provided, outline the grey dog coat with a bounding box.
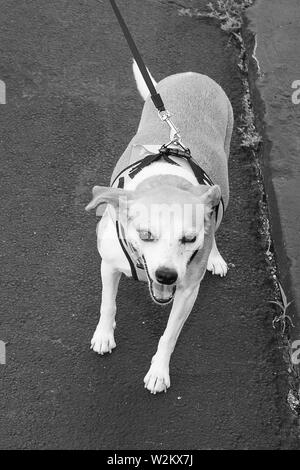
[111,72,233,209]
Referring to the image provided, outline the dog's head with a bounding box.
[86,176,220,304]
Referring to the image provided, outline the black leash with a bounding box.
[109,0,165,113]
[108,0,189,150]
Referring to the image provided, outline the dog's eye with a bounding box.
[138,230,155,242]
[181,235,197,244]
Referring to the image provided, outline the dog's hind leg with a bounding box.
[90,261,121,355]
[207,235,228,277]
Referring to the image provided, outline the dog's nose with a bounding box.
[155,267,178,285]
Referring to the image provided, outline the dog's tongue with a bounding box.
[152,282,175,303]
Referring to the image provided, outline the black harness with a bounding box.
[111,146,224,281]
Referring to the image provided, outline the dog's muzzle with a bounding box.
[142,258,177,305]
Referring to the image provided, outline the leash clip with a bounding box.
[158,109,189,151]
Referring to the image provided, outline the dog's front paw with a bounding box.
[90,326,116,355]
[144,361,170,394]
[207,252,228,277]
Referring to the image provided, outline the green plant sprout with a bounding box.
[269,282,294,334]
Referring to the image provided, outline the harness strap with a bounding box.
[115,221,138,280]
[126,147,224,221]
[113,147,224,221]
[128,152,180,179]
[188,249,199,265]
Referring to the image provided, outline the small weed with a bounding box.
[287,389,300,416]
[238,92,262,150]
[269,282,294,335]
[207,1,253,32]
[179,0,254,34]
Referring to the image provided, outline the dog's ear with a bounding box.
[191,184,221,207]
[191,185,221,233]
[202,185,221,207]
[85,186,134,216]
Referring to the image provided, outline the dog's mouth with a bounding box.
[142,256,176,305]
[150,281,176,304]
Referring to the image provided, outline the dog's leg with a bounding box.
[207,235,228,277]
[90,260,121,355]
[144,284,200,394]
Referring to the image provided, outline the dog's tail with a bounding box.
[132,59,157,101]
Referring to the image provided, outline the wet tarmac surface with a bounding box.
[0,0,289,449]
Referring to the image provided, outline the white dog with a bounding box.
[86,61,233,394]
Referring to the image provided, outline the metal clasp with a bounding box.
[158,109,189,151]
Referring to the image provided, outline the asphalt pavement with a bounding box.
[0,0,291,449]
